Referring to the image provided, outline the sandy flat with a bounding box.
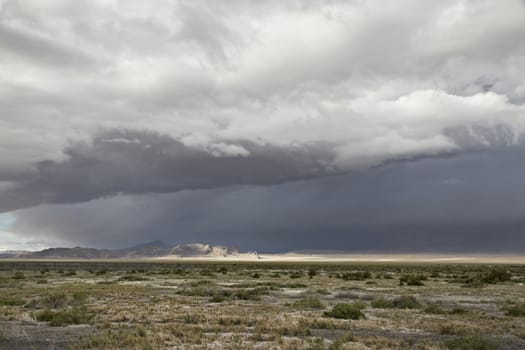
[154,253,525,264]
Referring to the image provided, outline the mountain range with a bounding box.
[0,241,259,259]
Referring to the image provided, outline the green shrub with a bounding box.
[371,296,420,309]
[0,297,25,306]
[308,268,318,279]
[449,307,468,315]
[392,295,421,309]
[425,303,445,314]
[118,275,148,282]
[233,287,270,300]
[371,298,393,308]
[445,334,500,350]
[324,303,365,320]
[337,272,371,281]
[290,272,303,279]
[399,274,426,286]
[461,279,486,288]
[283,282,307,288]
[209,295,227,303]
[199,270,215,277]
[483,269,512,284]
[293,297,324,309]
[34,306,94,326]
[505,303,525,317]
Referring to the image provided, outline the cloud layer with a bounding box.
[10,146,525,252]
[0,129,336,212]
[1,1,525,250]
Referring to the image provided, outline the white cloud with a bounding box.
[1,0,525,174]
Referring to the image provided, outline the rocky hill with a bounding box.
[0,241,249,259]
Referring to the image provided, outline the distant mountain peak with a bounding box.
[1,242,245,259]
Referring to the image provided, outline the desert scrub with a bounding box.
[504,303,525,317]
[118,274,149,281]
[181,313,205,324]
[482,269,512,284]
[233,287,271,300]
[34,306,94,326]
[324,303,365,320]
[209,294,227,303]
[371,297,393,308]
[307,268,318,279]
[444,333,500,350]
[30,291,87,309]
[293,297,324,309]
[74,327,162,350]
[336,271,371,281]
[371,295,420,309]
[392,295,421,309]
[33,293,69,308]
[13,272,25,280]
[449,307,468,315]
[290,271,304,279]
[307,337,325,350]
[399,274,427,286]
[329,332,355,350]
[424,303,446,314]
[0,297,25,306]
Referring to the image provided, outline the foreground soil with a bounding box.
[1,260,524,349]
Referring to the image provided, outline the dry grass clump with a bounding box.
[34,306,94,326]
[293,297,325,309]
[444,333,500,350]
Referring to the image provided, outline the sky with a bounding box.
[1,0,525,252]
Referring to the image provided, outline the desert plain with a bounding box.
[1,257,525,349]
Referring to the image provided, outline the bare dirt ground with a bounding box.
[157,253,525,264]
[1,260,524,349]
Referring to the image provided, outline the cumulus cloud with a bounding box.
[1,1,525,171]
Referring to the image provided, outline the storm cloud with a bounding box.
[0,129,337,212]
[1,0,525,250]
[9,145,525,252]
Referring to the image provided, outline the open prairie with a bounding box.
[1,260,525,349]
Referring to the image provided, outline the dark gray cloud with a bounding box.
[10,146,525,252]
[3,123,520,214]
[0,129,336,213]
